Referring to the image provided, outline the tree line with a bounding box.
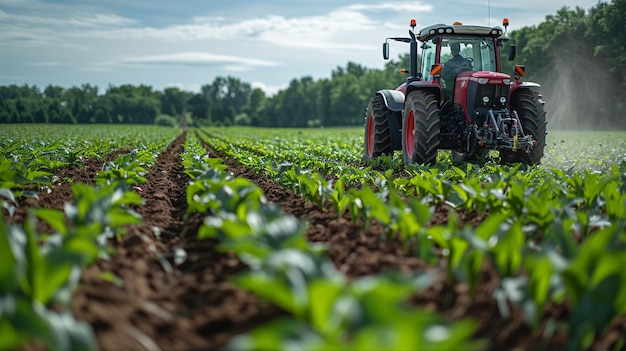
[0,60,408,128]
[1,0,624,129]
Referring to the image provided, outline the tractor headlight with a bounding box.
[503,79,511,85]
[500,97,507,104]
[482,96,490,104]
[478,78,489,85]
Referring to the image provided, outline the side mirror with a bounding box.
[508,43,516,61]
[383,42,390,60]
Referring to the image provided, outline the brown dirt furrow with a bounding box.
[71,131,280,351]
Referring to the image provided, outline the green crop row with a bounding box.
[0,125,179,216]
[198,127,377,186]
[1,124,179,168]
[0,125,180,351]
[284,167,626,350]
[184,131,484,350]
[0,181,144,351]
[286,165,626,349]
[198,127,626,350]
[95,137,173,187]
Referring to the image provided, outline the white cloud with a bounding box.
[0,1,428,53]
[72,11,373,50]
[0,8,137,47]
[0,9,136,28]
[112,52,281,69]
[127,52,279,67]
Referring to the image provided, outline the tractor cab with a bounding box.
[423,35,498,98]
[417,22,510,104]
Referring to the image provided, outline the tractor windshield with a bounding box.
[421,35,497,81]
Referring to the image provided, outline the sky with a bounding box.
[0,0,604,96]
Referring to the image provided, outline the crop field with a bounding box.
[2,124,626,351]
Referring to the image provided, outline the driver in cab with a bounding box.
[442,42,472,83]
[440,42,472,101]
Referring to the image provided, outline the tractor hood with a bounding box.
[455,71,512,86]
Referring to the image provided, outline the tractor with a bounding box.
[363,19,547,166]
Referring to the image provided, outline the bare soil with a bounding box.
[7,130,626,351]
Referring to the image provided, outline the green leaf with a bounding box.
[23,213,44,301]
[110,187,144,206]
[475,213,508,241]
[38,249,82,305]
[524,254,554,324]
[0,188,16,203]
[308,278,346,337]
[224,317,322,351]
[0,313,25,351]
[358,186,389,226]
[107,208,143,228]
[35,208,68,236]
[490,220,524,277]
[62,235,101,266]
[450,237,469,270]
[0,217,18,292]
[44,309,97,351]
[233,270,304,318]
[10,299,59,351]
[26,170,53,182]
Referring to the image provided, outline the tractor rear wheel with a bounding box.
[501,89,547,165]
[402,90,440,166]
[363,95,394,161]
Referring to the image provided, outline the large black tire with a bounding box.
[501,89,547,165]
[402,91,440,166]
[363,95,393,161]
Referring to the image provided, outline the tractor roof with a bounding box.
[416,23,504,42]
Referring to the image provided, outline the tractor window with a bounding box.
[421,38,437,81]
[439,36,498,73]
[479,39,496,71]
[440,39,476,70]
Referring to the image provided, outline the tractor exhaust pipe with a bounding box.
[409,29,418,79]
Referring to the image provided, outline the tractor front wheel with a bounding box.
[363,95,394,161]
[501,89,547,165]
[402,91,440,166]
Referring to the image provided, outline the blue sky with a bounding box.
[0,0,604,95]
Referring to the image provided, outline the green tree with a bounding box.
[205,76,252,125]
[161,87,190,119]
[277,77,317,127]
[188,92,210,122]
[104,84,159,124]
[245,88,266,126]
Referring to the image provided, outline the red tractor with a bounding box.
[364,19,547,165]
